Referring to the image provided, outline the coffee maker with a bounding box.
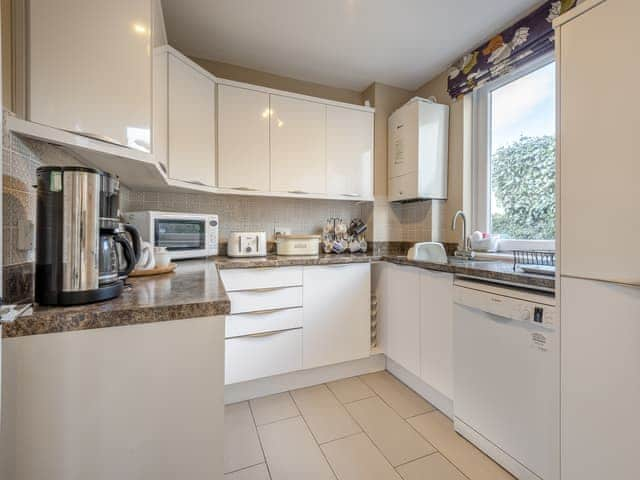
[35,166,141,306]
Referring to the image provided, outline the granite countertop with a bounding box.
[3,259,230,338]
[3,253,554,338]
[215,252,381,269]
[382,256,556,292]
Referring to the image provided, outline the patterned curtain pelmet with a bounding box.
[447,0,577,99]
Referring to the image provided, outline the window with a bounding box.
[472,56,556,251]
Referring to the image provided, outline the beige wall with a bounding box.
[191,56,363,105]
[2,0,11,110]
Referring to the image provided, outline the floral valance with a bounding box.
[447,0,577,99]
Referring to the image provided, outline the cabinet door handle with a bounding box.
[231,186,259,192]
[288,190,310,195]
[342,193,361,198]
[70,130,127,148]
[183,179,209,187]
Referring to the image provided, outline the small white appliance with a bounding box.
[275,234,321,256]
[406,242,447,263]
[453,279,559,480]
[227,232,267,257]
[387,97,449,202]
[124,211,218,260]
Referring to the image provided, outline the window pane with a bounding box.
[490,62,556,240]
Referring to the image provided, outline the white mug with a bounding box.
[154,250,172,268]
[136,241,155,270]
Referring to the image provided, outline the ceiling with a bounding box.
[161,0,541,92]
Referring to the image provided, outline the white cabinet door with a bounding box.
[326,106,373,198]
[559,0,640,284]
[28,0,152,151]
[270,95,326,194]
[168,54,216,186]
[303,264,371,369]
[561,277,640,480]
[218,85,270,191]
[386,264,421,377]
[0,317,224,479]
[419,270,454,399]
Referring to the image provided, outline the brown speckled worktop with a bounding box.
[3,259,230,338]
[382,256,556,292]
[3,253,554,338]
[215,253,380,269]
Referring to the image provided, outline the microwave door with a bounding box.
[154,219,205,252]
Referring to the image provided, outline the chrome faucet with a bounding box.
[451,210,474,260]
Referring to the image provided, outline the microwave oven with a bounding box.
[124,211,219,259]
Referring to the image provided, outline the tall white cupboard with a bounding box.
[556,1,640,479]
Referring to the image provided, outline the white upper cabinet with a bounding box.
[302,264,371,369]
[270,95,326,194]
[28,0,152,152]
[326,106,373,199]
[167,53,216,187]
[218,85,270,191]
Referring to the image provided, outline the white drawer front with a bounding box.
[225,307,303,338]
[225,328,302,384]
[228,286,303,314]
[219,267,303,291]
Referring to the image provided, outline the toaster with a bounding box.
[227,232,267,257]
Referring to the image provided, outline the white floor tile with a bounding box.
[258,416,335,480]
[224,402,265,474]
[346,396,435,466]
[396,454,466,480]
[291,384,361,444]
[326,376,375,404]
[250,392,299,426]
[360,371,434,418]
[322,433,401,480]
[407,412,515,480]
[224,463,271,480]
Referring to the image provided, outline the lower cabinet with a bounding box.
[383,263,454,399]
[221,264,372,385]
[386,264,421,377]
[419,270,454,400]
[303,263,371,369]
[225,329,303,384]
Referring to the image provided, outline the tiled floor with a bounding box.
[224,370,515,480]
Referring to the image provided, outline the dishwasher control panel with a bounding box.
[454,285,556,328]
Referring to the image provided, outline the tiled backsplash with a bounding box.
[121,189,371,243]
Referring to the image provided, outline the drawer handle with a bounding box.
[245,327,300,338]
[237,286,297,293]
[235,307,297,315]
[231,186,259,192]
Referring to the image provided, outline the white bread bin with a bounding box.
[276,234,321,256]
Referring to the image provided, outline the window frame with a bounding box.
[471,53,556,252]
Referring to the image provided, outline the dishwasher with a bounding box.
[453,279,558,480]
